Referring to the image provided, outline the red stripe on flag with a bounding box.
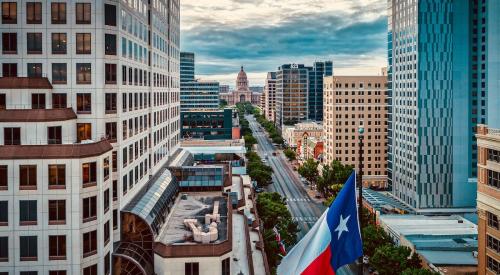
[301,246,335,275]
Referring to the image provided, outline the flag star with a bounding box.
[334,214,350,240]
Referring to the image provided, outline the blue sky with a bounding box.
[180,0,387,86]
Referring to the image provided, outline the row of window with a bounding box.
[1,2,116,26]
[2,32,116,56]
[0,238,109,274]
[3,122,118,145]
[0,162,106,189]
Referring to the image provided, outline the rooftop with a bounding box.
[0,139,113,159]
[181,139,246,155]
[0,108,77,122]
[379,215,477,236]
[0,77,53,89]
[157,192,228,245]
[363,189,414,214]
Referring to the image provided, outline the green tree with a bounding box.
[298,159,319,184]
[219,99,228,108]
[244,134,257,149]
[371,245,413,275]
[256,192,299,270]
[317,160,353,196]
[249,169,272,187]
[402,268,439,275]
[283,148,296,161]
[362,225,392,257]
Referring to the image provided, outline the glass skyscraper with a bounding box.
[180,52,195,83]
[388,0,500,210]
[307,61,333,121]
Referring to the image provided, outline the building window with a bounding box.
[52,63,67,84]
[51,3,66,24]
[113,209,118,229]
[82,162,97,187]
[48,200,66,224]
[222,257,230,275]
[104,4,116,26]
[26,2,42,24]
[112,152,117,172]
[31,93,46,109]
[0,201,7,225]
[104,189,110,214]
[76,63,91,84]
[76,33,91,54]
[488,211,499,229]
[47,126,62,145]
[48,164,65,188]
[106,122,117,142]
[0,94,6,109]
[105,64,117,84]
[20,272,37,275]
[82,231,97,257]
[487,256,500,274]
[49,271,66,275]
[49,235,66,260]
[487,234,500,253]
[104,221,110,245]
[1,2,17,24]
[104,252,110,275]
[0,165,6,190]
[2,63,17,77]
[27,63,42,77]
[103,157,110,181]
[76,93,91,113]
[105,34,116,55]
[52,93,67,108]
[4,127,20,145]
[112,180,118,201]
[105,93,117,114]
[75,3,91,24]
[20,236,37,261]
[2,33,17,54]
[51,33,67,54]
[82,196,97,222]
[19,200,37,225]
[487,170,500,189]
[19,165,37,190]
[27,33,42,54]
[77,123,91,142]
[0,237,7,261]
[83,264,97,275]
[185,262,199,275]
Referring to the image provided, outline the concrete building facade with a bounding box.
[275,64,309,131]
[323,75,388,189]
[476,125,500,275]
[263,72,276,123]
[0,0,180,274]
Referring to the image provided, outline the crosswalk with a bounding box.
[285,197,311,202]
[291,216,319,224]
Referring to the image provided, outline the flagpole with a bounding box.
[357,121,364,275]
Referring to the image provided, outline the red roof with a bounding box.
[0,77,53,89]
[0,140,113,159]
[0,108,77,122]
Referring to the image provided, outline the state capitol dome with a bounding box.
[236,66,249,90]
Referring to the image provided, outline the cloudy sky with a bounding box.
[180,0,387,86]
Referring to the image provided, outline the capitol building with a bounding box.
[220,67,262,105]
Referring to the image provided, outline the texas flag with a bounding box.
[277,172,363,275]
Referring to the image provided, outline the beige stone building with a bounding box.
[476,125,500,275]
[323,75,388,188]
[263,72,276,122]
[282,122,323,160]
[219,67,261,106]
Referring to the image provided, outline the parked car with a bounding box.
[255,188,264,193]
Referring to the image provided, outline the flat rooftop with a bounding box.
[379,215,477,236]
[363,189,414,214]
[181,139,246,154]
[157,192,228,245]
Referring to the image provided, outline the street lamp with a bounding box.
[358,120,364,275]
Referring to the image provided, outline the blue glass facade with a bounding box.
[180,109,233,140]
[180,52,195,83]
[307,61,333,121]
[180,81,220,111]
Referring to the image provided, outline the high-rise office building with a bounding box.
[323,75,388,189]
[263,72,276,122]
[180,52,220,111]
[388,0,500,210]
[275,64,309,131]
[0,1,180,274]
[307,61,332,122]
[180,52,195,83]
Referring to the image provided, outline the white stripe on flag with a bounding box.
[277,209,332,275]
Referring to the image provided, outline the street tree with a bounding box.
[298,158,319,184]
